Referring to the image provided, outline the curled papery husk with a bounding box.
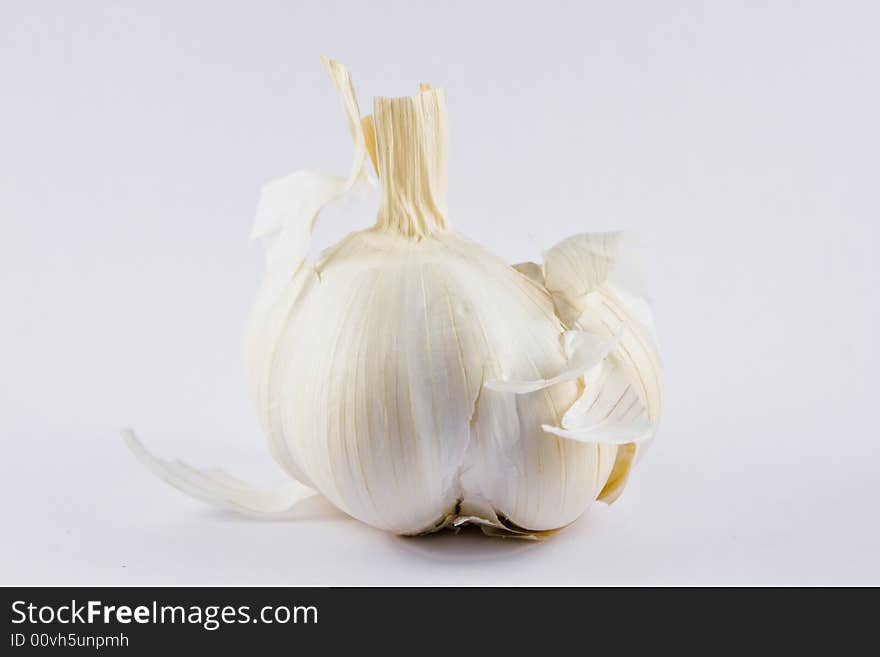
[124,58,662,538]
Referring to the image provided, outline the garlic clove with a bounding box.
[540,359,652,445]
[539,231,662,504]
[569,290,661,426]
[541,230,661,423]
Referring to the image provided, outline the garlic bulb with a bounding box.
[124,58,662,539]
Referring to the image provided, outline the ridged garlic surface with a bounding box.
[125,59,662,538]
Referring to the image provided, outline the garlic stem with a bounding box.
[373,89,449,238]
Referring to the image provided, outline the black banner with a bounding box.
[0,587,867,652]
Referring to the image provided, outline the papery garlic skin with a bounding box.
[125,58,661,538]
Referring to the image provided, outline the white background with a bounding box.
[2,1,878,585]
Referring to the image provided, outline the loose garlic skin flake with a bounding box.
[125,59,662,539]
